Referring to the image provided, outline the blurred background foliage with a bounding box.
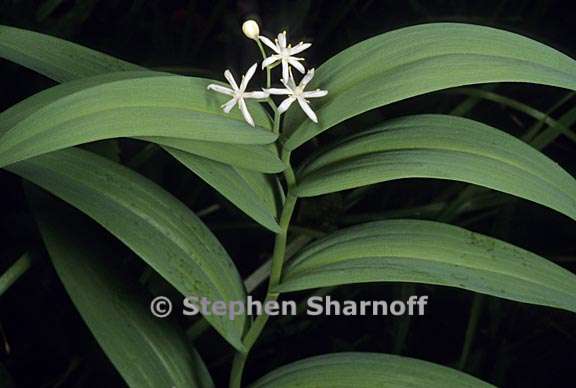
[1,1,575,387]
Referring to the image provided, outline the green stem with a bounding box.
[281,150,296,186]
[268,193,296,287]
[229,150,297,388]
[0,252,32,297]
[256,38,271,89]
[228,42,296,385]
[273,110,281,134]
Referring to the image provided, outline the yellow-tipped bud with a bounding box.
[242,20,260,40]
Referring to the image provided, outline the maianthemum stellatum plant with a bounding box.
[1,17,576,388]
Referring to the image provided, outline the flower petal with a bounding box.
[297,97,318,123]
[286,69,297,90]
[221,97,238,113]
[207,84,235,96]
[244,90,269,99]
[289,42,311,55]
[300,68,315,88]
[277,31,287,48]
[240,63,258,91]
[277,96,296,114]
[259,35,280,53]
[224,70,239,90]
[288,58,306,74]
[281,61,290,85]
[303,89,328,98]
[266,88,292,95]
[262,55,280,68]
[238,98,255,126]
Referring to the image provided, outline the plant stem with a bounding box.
[0,252,32,297]
[268,193,296,288]
[280,149,296,186]
[256,38,271,89]
[273,110,281,134]
[229,195,296,388]
[229,149,297,388]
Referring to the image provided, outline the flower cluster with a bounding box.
[207,21,327,127]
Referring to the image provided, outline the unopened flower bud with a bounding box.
[242,20,260,40]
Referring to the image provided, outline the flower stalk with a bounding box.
[229,110,297,387]
[209,20,327,388]
[255,38,271,89]
[229,184,297,388]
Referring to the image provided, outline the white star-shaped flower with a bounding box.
[259,31,311,83]
[266,68,327,123]
[207,63,268,127]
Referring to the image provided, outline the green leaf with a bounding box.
[250,352,493,387]
[284,23,576,150]
[0,252,32,297]
[145,138,286,173]
[6,148,246,351]
[31,194,213,388]
[0,24,142,82]
[166,148,281,233]
[0,27,284,230]
[296,114,576,221]
[0,71,160,136]
[0,25,274,157]
[0,75,275,168]
[277,219,576,313]
[0,70,283,173]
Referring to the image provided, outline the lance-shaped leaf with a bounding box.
[277,219,576,313]
[0,78,283,229]
[296,115,576,221]
[283,23,576,150]
[0,24,142,82]
[0,68,282,173]
[250,352,493,387]
[0,75,275,168]
[166,148,281,233]
[6,147,246,351]
[0,71,159,135]
[32,195,214,388]
[0,26,273,158]
[146,138,286,173]
[0,27,283,230]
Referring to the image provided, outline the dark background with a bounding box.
[1,1,576,387]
